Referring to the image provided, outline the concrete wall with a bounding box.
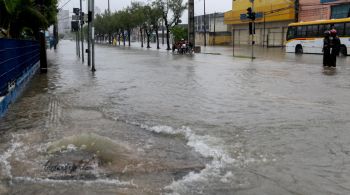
[231,20,291,47]
[195,32,232,46]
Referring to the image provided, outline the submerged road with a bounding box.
[1,40,350,194]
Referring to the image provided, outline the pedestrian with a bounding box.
[329,29,341,67]
[323,31,331,67]
[113,37,117,46]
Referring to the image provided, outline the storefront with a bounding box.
[224,0,295,47]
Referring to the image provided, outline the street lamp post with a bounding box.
[188,0,195,47]
[80,0,84,63]
[87,0,91,66]
[203,0,206,47]
[91,0,96,72]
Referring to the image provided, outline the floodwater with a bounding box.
[1,40,350,195]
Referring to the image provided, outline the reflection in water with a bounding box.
[0,40,350,194]
[322,67,337,76]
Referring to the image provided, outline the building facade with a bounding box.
[195,13,232,46]
[224,0,295,47]
[58,10,71,34]
[298,0,350,22]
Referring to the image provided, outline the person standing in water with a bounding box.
[329,29,341,67]
[323,31,331,67]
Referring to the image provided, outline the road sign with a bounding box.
[73,8,80,15]
[72,15,80,21]
[71,21,79,32]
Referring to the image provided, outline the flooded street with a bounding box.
[1,40,350,194]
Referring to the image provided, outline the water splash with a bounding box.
[0,134,23,182]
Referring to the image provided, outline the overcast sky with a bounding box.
[58,0,232,23]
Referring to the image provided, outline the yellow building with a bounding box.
[224,0,295,47]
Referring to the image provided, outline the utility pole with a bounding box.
[203,0,207,47]
[294,0,299,22]
[247,0,256,60]
[75,31,80,56]
[87,0,91,66]
[162,20,165,45]
[232,28,235,56]
[263,13,266,47]
[213,12,216,46]
[252,0,255,61]
[53,22,58,49]
[77,30,80,58]
[91,0,96,72]
[80,0,84,63]
[108,0,111,44]
[188,0,195,47]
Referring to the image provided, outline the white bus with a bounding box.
[285,18,350,56]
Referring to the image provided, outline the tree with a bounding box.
[129,2,147,48]
[143,5,153,48]
[150,2,163,49]
[171,25,188,42]
[0,0,10,37]
[154,0,187,50]
[0,0,57,38]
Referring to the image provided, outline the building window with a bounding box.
[331,4,350,19]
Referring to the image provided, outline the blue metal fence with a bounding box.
[0,39,40,96]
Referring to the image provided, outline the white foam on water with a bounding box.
[13,176,137,187]
[139,124,236,194]
[0,135,23,181]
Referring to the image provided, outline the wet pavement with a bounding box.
[1,40,350,194]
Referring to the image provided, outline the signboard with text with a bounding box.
[240,12,263,20]
[320,0,337,3]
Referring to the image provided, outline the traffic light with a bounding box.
[246,7,256,20]
[247,7,252,17]
[73,8,80,15]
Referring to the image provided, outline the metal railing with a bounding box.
[0,39,40,96]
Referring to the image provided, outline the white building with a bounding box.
[58,10,71,34]
[195,13,232,45]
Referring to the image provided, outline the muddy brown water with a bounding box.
[1,40,350,194]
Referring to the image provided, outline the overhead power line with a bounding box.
[59,0,73,11]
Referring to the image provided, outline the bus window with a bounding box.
[297,26,303,37]
[333,23,345,36]
[301,26,307,37]
[346,23,350,36]
[287,27,296,40]
[319,24,326,36]
[307,25,318,37]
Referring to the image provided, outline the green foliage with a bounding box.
[93,0,186,47]
[171,25,188,42]
[0,0,58,38]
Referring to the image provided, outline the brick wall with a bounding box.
[299,0,331,21]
